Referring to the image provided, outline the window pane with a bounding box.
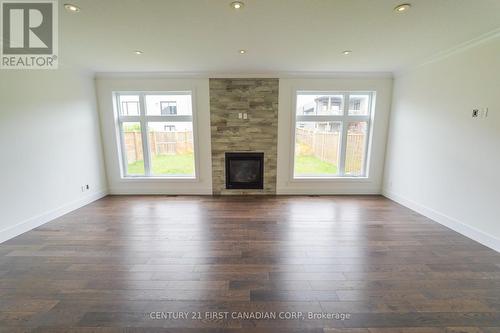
[118,95,140,116]
[122,122,144,175]
[348,94,370,115]
[294,121,341,177]
[296,93,344,116]
[147,122,195,176]
[345,122,368,176]
[145,94,192,116]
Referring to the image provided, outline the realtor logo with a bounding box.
[1,0,58,69]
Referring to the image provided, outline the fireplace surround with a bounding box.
[209,78,278,194]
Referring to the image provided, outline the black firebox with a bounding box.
[225,152,264,190]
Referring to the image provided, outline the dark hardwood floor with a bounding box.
[0,195,499,332]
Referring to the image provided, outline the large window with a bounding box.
[115,92,196,178]
[293,91,374,178]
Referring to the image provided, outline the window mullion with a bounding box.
[146,115,193,122]
[116,94,129,177]
[138,93,151,176]
[296,115,343,122]
[344,116,370,122]
[339,93,350,176]
[361,93,374,176]
[119,116,141,122]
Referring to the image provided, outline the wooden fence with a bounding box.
[296,128,365,174]
[345,133,365,174]
[124,131,193,163]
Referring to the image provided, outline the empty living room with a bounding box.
[1,0,500,332]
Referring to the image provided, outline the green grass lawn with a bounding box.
[295,154,338,176]
[128,153,195,176]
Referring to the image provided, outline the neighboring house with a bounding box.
[298,95,367,133]
[160,101,177,115]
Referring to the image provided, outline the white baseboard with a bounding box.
[0,189,108,244]
[108,188,212,195]
[383,189,500,253]
[277,188,381,195]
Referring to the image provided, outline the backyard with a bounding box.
[127,153,195,176]
[127,152,335,177]
[124,128,195,176]
[295,155,338,176]
[294,128,365,176]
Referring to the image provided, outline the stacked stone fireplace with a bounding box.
[209,78,279,195]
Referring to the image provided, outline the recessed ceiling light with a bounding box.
[342,50,352,55]
[394,3,411,13]
[239,49,246,54]
[230,1,244,9]
[64,3,80,12]
[134,50,143,55]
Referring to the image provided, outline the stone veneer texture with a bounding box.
[209,78,279,195]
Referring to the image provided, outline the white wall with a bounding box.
[384,36,500,251]
[277,77,393,194]
[0,68,107,243]
[96,76,212,194]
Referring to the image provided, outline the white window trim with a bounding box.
[114,91,200,180]
[290,90,375,181]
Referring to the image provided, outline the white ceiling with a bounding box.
[59,0,500,74]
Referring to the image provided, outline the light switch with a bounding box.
[243,113,248,120]
[483,108,489,118]
[238,113,242,119]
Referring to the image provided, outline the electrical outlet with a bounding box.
[472,109,479,118]
[243,113,248,120]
